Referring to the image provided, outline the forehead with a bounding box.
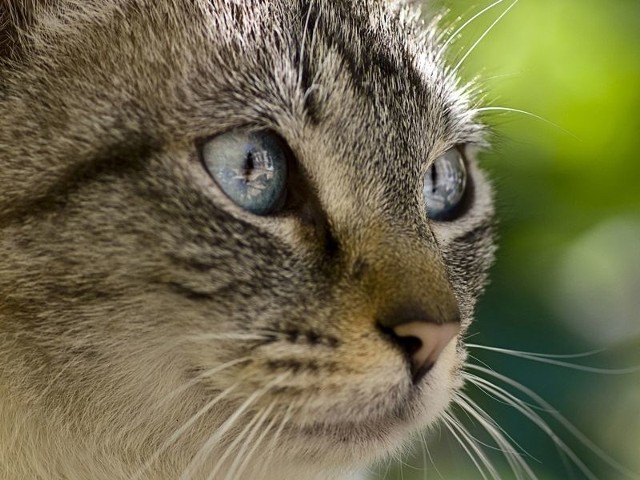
[1,0,483,208]
[201,0,482,145]
[14,0,480,145]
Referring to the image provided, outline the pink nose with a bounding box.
[393,321,460,382]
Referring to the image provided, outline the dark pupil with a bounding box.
[241,152,255,181]
[202,130,288,216]
[225,144,280,205]
[430,166,438,192]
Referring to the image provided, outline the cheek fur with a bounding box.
[0,1,494,479]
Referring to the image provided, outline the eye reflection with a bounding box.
[201,130,289,216]
[423,148,468,221]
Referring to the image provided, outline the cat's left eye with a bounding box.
[423,147,468,221]
[200,130,289,216]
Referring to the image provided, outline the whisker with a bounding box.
[467,365,639,479]
[466,384,597,480]
[205,405,268,480]
[308,0,323,79]
[259,400,297,475]
[483,71,523,82]
[297,0,315,91]
[132,383,239,480]
[467,353,495,374]
[219,401,276,480]
[463,331,482,342]
[439,0,507,54]
[448,401,532,456]
[131,356,252,437]
[464,371,552,413]
[455,392,539,480]
[557,440,581,480]
[468,343,609,360]
[420,430,446,480]
[467,343,640,374]
[442,412,495,480]
[418,430,428,480]
[470,106,579,139]
[231,401,281,480]
[469,364,640,477]
[453,0,519,73]
[179,373,289,480]
[181,333,272,343]
[378,456,392,480]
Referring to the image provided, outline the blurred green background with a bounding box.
[377,0,640,478]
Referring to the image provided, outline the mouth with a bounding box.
[277,390,426,468]
[412,361,436,384]
[289,362,451,439]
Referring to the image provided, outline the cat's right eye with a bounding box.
[200,130,289,216]
[423,147,468,221]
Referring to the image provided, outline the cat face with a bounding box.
[0,0,494,477]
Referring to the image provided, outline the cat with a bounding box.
[0,1,496,479]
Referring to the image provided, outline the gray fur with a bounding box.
[0,1,495,479]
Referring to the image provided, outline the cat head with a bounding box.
[0,0,494,477]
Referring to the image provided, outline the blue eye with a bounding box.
[423,148,468,221]
[201,130,289,215]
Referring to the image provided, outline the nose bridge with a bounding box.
[308,154,459,323]
[352,224,460,327]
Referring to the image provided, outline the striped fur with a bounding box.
[0,1,494,478]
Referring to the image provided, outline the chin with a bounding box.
[276,342,463,470]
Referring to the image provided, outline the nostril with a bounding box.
[379,320,460,384]
[393,333,423,359]
[377,325,424,370]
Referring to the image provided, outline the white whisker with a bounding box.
[467,365,637,480]
[448,403,532,456]
[259,400,296,475]
[131,356,251,439]
[467,383,596,480]
[179,373,289,480]
[465,369,551,413]
[442,412,494,480]
[470,106,579,139]
[205,404,268,480]
[455,391,539,480]
[182,333,271,343]
[308,1,323,75]
[468,364,640,477]
[418,430,428,480]
[420,429,446,480]
[468,343,609,359]
[232,401,281,480]
[467,353,496,372]
[454,0,519,73]
[467,343,640,374]
[221,401,277,480]
[483,71,523,82]
[132,383,238,480]
[440,0,506,55]
[297,0,315,91]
